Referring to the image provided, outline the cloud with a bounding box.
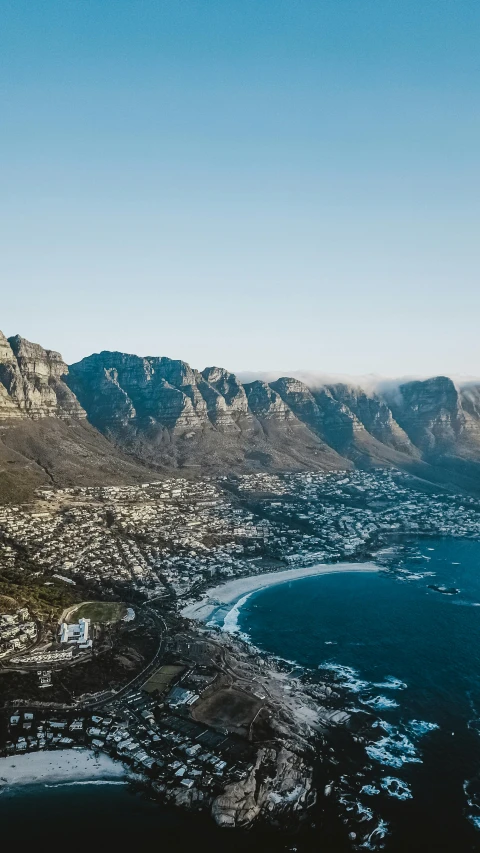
[235,370,480,402]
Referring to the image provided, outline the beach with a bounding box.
[181,562,380,622]
[0,748,127,789]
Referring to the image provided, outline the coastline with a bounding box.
[181,561,380,622]
[0,748,128,789]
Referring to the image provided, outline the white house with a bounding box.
[60,617,92,649]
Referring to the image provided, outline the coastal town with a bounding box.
[1,469,479,607]
[1,468,480,846]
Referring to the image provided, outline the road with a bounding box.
[83,607,167,710]
[0,607,168,714]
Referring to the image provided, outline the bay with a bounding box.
[235,537,480,851]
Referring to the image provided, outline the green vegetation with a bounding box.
[142,664,185,695]
[0,592,18,612]
[67,600,127,624]
[0,568,80,619]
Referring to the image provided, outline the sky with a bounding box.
[0,1,479,377]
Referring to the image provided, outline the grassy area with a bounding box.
[0,569,80,619]
[67,601,127,624]
[142,664,185,695]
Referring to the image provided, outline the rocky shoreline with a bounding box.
[158,617,377,835]
[0,564,383,842]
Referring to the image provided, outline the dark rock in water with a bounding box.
[427,585,460,595]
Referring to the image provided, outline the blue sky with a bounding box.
[1,1,479,376]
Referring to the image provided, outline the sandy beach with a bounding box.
[0,748,127,789]
[181,561,380,622]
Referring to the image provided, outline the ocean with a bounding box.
[3,536,480,851]
[0,779,286,849]
[232,537,480,851]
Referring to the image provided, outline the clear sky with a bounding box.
[1,1,479,376]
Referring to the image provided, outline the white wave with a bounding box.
[408,720,440,737]
[222,590,260,635]
[271,653,304,668]
[45,780,127,788]
[365,745,407,768]
[402,572,435,580]
[366,722,421,768]
[360,785,381,796]
[356,801,374,821]
[338,796,373,822]
[380,776,412,800]
[463,778,480,820]
[359,819,389,849]
[361,696,399,710]
[319,662,370,693]
[372,676,407,690]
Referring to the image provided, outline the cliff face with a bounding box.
[68,354,301,432]
[66,350,480,479]
[389,376,468,455]
[3,331,480,494]
[326,383,418,456]
[0,331,85,420]
[67,352,351,473]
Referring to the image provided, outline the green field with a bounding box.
[67,601,127,624]
[142,664,185,695]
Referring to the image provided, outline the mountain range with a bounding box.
[1,329,480,499]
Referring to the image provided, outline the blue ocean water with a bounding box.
[3,538,480,851]
[233,537,480,851]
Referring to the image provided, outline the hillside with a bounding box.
[1,330,480,499]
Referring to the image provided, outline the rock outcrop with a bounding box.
[0,331,85,420]
[326,383,418,456]
[3,330,480,494]
[212,746,313,828]
[67,351,350,473]
[389,376,467,454]
[66,349,480,487]
[244,380,294,420]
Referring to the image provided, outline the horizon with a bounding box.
[2,323,480,391]
[1,1,479,376]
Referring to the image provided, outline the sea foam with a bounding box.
[407,720,439,737]
[222,590,260,636]
[366,721,421,768]
[361,696,399,710]
[372,676,407,691]
[319,662,370,693]
[380,777,412,800]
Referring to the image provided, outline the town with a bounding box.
[1,470,479,608]
[1,468,480,835]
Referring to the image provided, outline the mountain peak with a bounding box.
[2,334,480,493]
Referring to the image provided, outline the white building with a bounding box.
[60,617,92,649]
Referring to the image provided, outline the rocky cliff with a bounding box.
[2,331,480,496]
[67,352,350,474]
[66,350,480,485]
[387,376,466,454]
[0,331,85,420]
[326,383,418,456]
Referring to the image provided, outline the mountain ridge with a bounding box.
[1,330,480,498]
